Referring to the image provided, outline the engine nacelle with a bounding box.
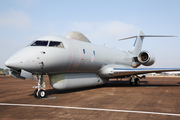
[138,51,155,66]
[49,73,108,90]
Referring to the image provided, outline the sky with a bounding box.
[0,0,180,69]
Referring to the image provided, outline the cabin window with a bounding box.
[31,40,48,46]
[83,49,85,54]
[49,41,64,48]
[93,51,95,55]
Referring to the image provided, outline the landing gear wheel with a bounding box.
[130,81,134,86]
[34,89,38,98]
[129,78,133,86]
[135,78,140,86]
[38,90,46,98]
[33,74,47,99]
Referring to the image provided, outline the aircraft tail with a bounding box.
[119,30,176,55]
[131,30,144,55]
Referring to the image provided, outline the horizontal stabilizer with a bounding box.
[141,35,177,37]
[118,36,137,40]
[119,35,177,41]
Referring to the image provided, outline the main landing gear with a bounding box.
[129,75,146,86]
[33,74,47,98]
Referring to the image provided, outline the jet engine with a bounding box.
[137,51,155,66]
[49,73,108,90]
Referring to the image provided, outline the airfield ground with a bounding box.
[0,76,180,120]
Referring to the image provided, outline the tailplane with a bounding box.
[119,30,176,55]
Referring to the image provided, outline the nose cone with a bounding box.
[5,57,23,70]
[5,48,26,70]
[5,61,10,67]
[5,47,34,70]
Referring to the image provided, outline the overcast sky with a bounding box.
[0,0,180,68]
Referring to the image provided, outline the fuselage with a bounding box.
[5,35,133,77]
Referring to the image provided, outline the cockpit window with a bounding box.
[31,40,48,46]
[49,41,64,48]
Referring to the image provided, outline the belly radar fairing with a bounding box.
[5,30,180,98]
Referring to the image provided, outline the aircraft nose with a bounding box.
[5,57,23,70]
[5,61,10,67]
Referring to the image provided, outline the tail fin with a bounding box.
[119,30,176,55]
[131,30,144,55]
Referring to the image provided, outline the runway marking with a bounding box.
[0,103,180,117]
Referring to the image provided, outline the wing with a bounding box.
[112,68,180,77]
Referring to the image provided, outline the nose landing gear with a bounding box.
[33,74,47,98]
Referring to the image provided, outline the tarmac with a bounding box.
[0,75,180,120]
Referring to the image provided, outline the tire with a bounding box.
[135,78,140,86]
[129,78,133,86]
[38,90,46,98]
[34,89,38,98]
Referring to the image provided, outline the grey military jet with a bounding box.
[5,30,180,98]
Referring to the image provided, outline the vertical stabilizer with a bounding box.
[131,30,144,55]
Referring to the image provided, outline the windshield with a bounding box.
[49,41,64,48]
[31,40,48,46]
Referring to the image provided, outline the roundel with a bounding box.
[91,56,94,62]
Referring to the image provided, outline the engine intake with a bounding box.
[138,51,155,66]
